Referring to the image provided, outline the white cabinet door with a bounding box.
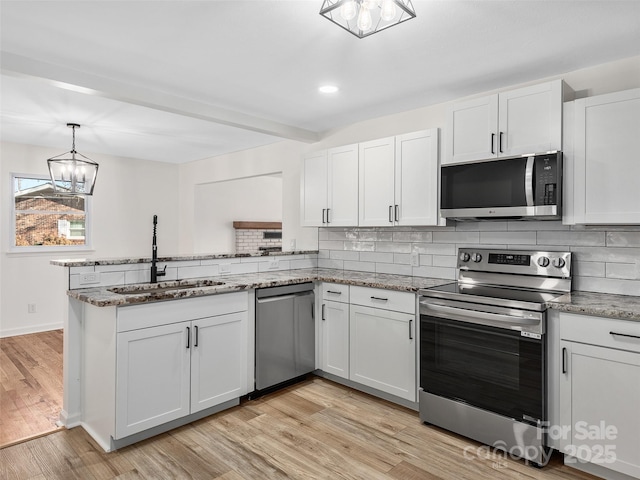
[191,312,247,413]
[498,80,563,156]
[559,341,640,478]
[327,144,359,226]
[444,94,498,165]
[444,80,564,165]
[300,150,328,227]
[116,322,191,438]
[572,88,640,224]
[349,304,416,401]
[395,129,440,226]
[359,137,396,226]
[321,300,349,379]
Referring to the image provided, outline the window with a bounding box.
[12,174,91,250]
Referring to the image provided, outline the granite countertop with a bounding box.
[547,291,640,322]
[51,250,318,267]
[67,268,454,307]
[66,265,640,322]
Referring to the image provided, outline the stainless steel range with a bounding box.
[419,248,572,466]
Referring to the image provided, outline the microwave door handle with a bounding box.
[525,155,535,207]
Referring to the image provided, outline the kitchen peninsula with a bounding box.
[53,249,451,452]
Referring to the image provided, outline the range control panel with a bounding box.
[457,248,571,278]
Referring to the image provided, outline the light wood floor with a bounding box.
[1,377,600,480]
[0,329,64,448]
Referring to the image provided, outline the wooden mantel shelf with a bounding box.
[232,221,282,230]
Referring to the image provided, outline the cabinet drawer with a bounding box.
[117,292,248,332]
[350,286,415,314]
[322,283,349,303]
[560,312,640,353]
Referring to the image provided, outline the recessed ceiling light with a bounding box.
[319,85,339,94]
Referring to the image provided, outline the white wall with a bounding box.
[0,142,180,337]
[178,141,317,254]
[194,174,283,253]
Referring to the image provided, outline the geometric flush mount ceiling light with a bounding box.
[47,123,99,195]
[319,0,416,38]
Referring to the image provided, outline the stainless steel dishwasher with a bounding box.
[255,283,315,391]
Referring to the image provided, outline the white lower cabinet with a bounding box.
[320,282,350,379]
[349,305,416,401]
[81,292,249,450]
[319,283,417,403]
[116,309,247,439]
[558,312,640,479]
[349,286,416,402]
[321,300,350,379]
[190,313,246,412]
[115,322,191,438]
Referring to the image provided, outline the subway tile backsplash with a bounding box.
[68,254,318,290]
[319,222,640,296]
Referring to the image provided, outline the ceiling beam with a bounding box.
[1,51,320,143]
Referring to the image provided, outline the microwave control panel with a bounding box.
[534,154,560,205]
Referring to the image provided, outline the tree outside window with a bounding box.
[13,175,90,248]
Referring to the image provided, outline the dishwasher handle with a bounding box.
[257,293,301,304]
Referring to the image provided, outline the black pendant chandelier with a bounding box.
[320,0,416,38]
[47,123,99,195]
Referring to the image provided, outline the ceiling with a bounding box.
[1,0,639,164]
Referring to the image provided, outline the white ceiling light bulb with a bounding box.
[357,6,373,31]
[381,0,397,21]
[340,0,357,20]
[319,85,339,94]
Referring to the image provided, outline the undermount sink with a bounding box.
[108,279,225,295]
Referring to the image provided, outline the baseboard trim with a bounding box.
[0,323,63,338]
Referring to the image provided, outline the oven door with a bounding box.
[420,300,546,425]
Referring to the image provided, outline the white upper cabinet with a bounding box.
[300,150,328,227]
[565,88,640,225]
[300,145,358,227]
[359,137,396,227]
[444,80,567,165]
[359,129,440,227]
[445,95,498,164]
[327,144,359,226]
[395,129,440,226]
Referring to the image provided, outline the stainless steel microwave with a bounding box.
[440,151,562,221]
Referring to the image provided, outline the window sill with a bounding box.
[5,246,96,257]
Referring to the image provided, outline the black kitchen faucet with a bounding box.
[151,214,166,283]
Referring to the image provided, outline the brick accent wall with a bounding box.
[235,229,282,253]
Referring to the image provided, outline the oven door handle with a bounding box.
[420,302,541,332]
